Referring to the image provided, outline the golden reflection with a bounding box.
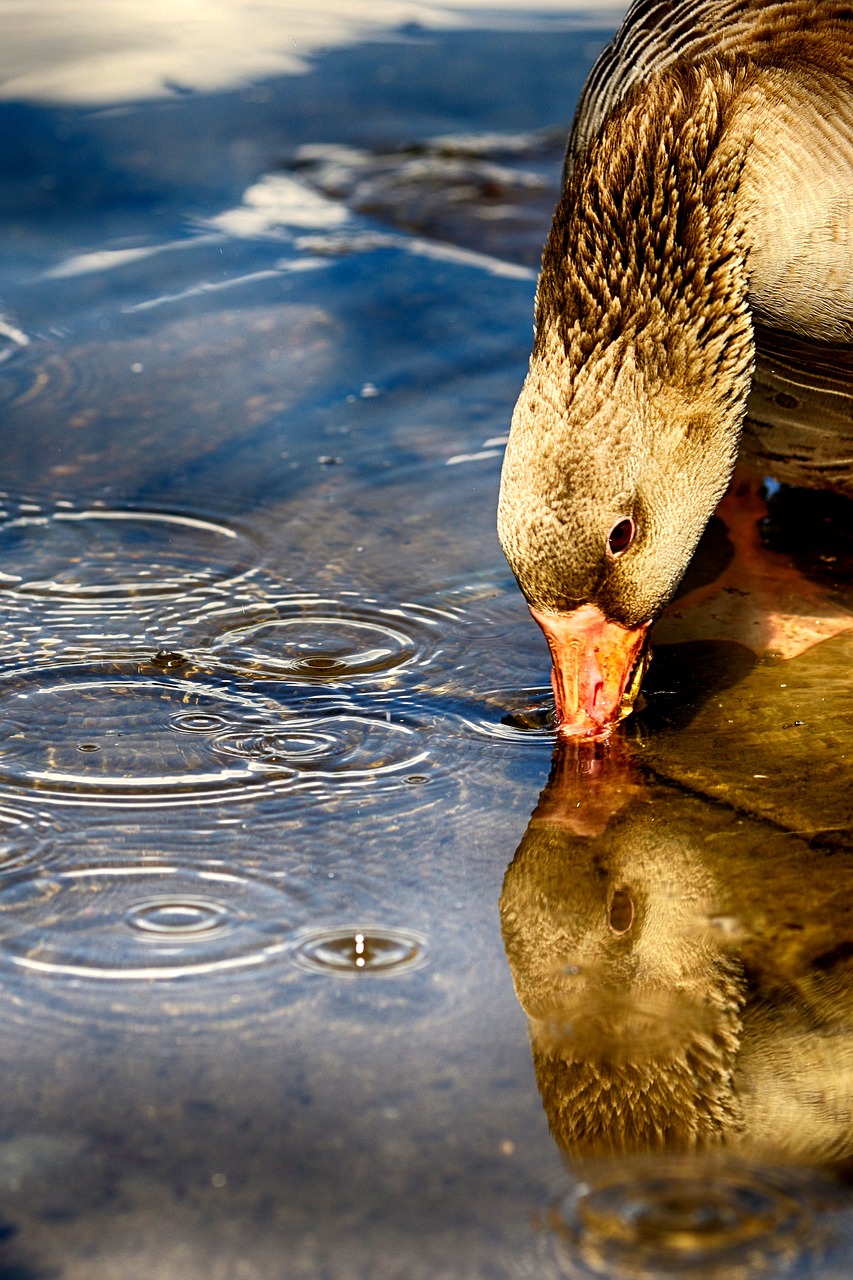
[500,740,853,1167]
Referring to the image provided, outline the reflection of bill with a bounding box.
[500,741,853,1167]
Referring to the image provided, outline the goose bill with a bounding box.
[528,603,651,738]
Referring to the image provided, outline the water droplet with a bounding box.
[0,866,294,978]
[292,927,426,975]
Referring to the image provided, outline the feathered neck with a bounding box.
[535,58,757,415]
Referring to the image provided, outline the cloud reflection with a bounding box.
[0,0,624,105]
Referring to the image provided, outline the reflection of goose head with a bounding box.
[500,747,745,1157]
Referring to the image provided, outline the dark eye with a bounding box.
[607,517,635,557]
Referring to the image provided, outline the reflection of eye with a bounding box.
[608,886,634,935]
[607,517,635,557]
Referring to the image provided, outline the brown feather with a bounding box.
[497,1,853,630]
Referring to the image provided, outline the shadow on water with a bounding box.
[0,3,850,1277]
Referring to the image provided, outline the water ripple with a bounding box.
[0,660,430,806]
[551,1159,816,1279]
[449,685,556,745]
[0,864,294,979]
[184,595,453,684]
[0,803,57,874]
[292,926,427,975]
[208,714,426,779]
[0,496,258,601]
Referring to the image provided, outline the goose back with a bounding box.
[562,0,853,494]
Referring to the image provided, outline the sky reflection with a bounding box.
[0,0,624,105]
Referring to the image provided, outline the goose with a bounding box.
[497,0,853,737]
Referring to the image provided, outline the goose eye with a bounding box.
[607,517,635,557]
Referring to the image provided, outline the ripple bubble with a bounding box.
[213,616,414,680]
[0,501,257,600]
[170,712,230,733]
[0,866,294,979]
[292,927,427,975]
[128,898,231,935]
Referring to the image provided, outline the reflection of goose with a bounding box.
[501,750,744,1155]
[497,1,853,738]
[500,746,853,1166]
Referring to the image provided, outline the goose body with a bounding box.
[497,0,853,737]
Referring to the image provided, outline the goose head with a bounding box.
[498,65,756,737]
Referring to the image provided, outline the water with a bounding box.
[0,3,851,1277]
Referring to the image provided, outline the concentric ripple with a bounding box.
[208,714,427,779]
[0,499,257,600]
[0,663,287,804]
[0,803,56,874]
[453,686,556,745]
[129,898,231,935]
[292,926,427,975]
[552,1161,813,1278]
[0,661,428,806]
[189,596,452,684]
[0,865,294,979]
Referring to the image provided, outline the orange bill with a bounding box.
[528,603,651,739]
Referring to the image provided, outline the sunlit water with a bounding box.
[0,3,851,1277]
